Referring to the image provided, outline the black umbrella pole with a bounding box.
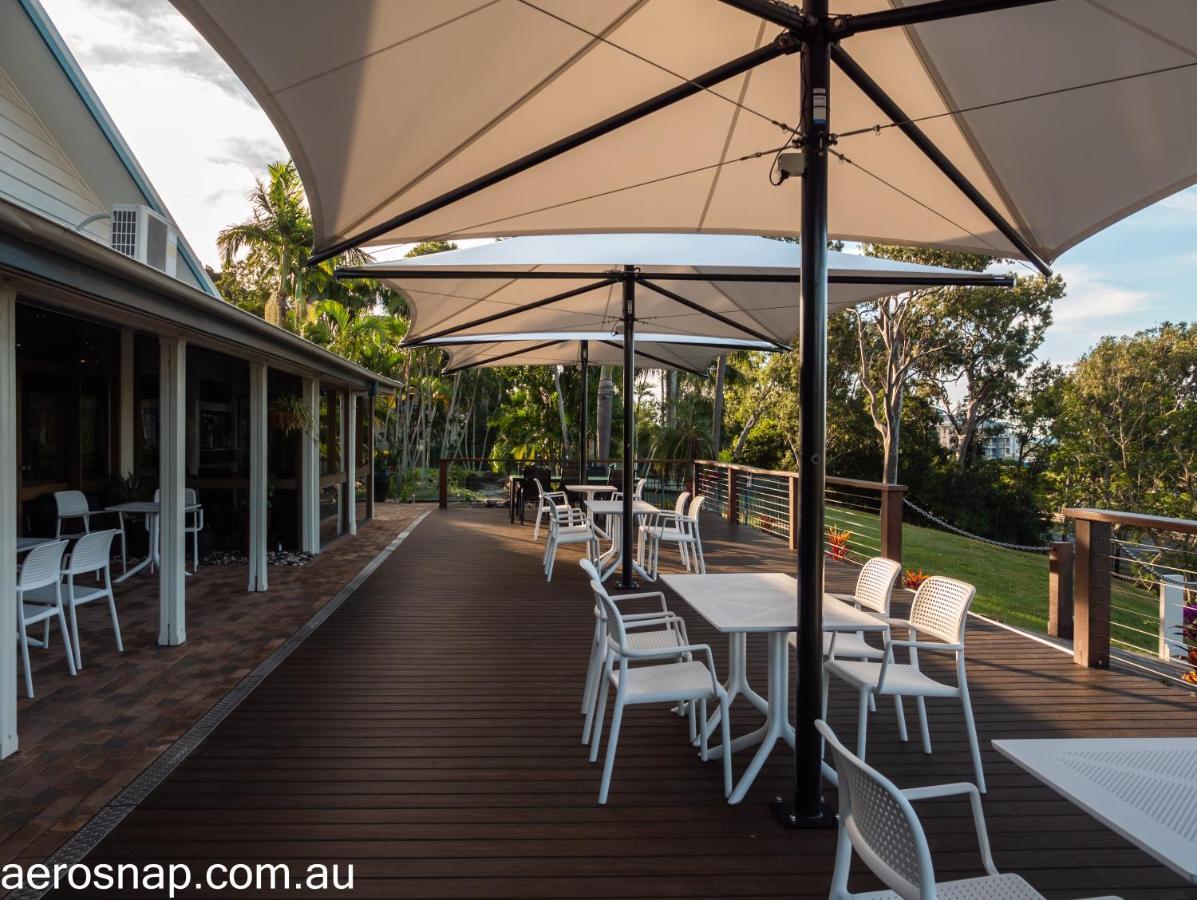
[774,1,835,829]
[620,268,636,589]
[580,340,589,484]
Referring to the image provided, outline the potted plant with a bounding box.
[826,526,852,561]
[270,394,313,435]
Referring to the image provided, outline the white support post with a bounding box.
[248,362,269,592]
[1160,573,1185,662]
[301,376,320,553]
[347,392,357,536]
[0,286,18,758]
[158,336,186,646]
[119,328,135,477]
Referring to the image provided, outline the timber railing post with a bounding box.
[727,465,739,525]
[1072,517,1111,668]
[879,484,906,566]
[1048,540,1074,640]
[438,459,449,509]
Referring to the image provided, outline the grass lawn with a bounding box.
[824,504,1160,654]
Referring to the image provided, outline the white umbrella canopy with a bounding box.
[352,233,1012,347]
[431,332,772,375]
[174,0,1197,270]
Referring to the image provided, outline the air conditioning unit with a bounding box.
[110,204,178,277]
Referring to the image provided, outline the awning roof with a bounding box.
[350,233,1011,346]
[173,1,1197,268]
[429,331,772,375]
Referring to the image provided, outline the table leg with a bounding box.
[699,633,769,744]
[726,631,791,805]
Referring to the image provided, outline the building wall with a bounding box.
[0,65,107,242]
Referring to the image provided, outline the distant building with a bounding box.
[936,412,1020,461]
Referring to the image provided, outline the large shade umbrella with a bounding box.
[173,0,1197,822]
[428,330,776,493]
[355,233,1009,590]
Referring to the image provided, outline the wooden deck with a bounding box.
[53,508,1197,899]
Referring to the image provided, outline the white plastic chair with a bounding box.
[637,491,688,569]
[15,539,75,698]
[587,564,732,805]
[823,576,987,792]
[54,490,126,573]
[645,494,707,578]
[578,558,690,745]
[24,530,122,669]
[531,478,570,541]
[633,477,647,500]
[543,506,598,583]
[790,556,903,661]
[152,488,204,570]
[817,720,1121,900]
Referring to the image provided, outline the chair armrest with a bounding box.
[611,590,670,615]
[902,781,997,876]
[623,614,684,631]
[887,639,963,654]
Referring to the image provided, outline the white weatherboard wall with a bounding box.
[0,286,18,758]
[0,65,106,243]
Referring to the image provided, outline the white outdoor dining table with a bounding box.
[586,498,657,581]
[106,501,200,583]
[661,572,889,804]
[567,485,616,536]
[994,737,1197,885]
[16,537,53,553]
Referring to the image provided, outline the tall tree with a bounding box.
[1008,362,1065,465]
[711,355,727,454]
[596,367,614,460]
[853,245,954,483]
[930,273,1063,464]
[1049,323,1197,519]
[217,161,312,327]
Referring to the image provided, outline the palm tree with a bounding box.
[217,161,313,327]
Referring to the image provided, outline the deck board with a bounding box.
[50,508,1197,899]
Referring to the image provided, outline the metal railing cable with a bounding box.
[902,497,1050,553]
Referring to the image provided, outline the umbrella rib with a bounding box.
[635,277,789,350]
[442,340,563,374]
[831,44,1052,276]
[830,0,1057,37]
[403,277,618,345]
[599,340,710,378]
[307,40,798,264]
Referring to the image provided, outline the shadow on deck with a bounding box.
[47,507,1197,899]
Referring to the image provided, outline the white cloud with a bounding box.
[1051,263,1151,328]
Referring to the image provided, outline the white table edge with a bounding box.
[992,738,1197,885]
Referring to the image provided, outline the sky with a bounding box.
[38,0,1197,366]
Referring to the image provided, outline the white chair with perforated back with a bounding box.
[152,488,204,570]
[578,558,691,745]
[544,505,599,583]
[587,564,732,805]
[15,539,75,698]
[54,490,126,573]
[645,494,707,578]
[823,575,987,791]
[637,491,688,570]
[789,556,903,661]
[532,478,570,541]
[57,530,122,668]
[816,719,1121,900]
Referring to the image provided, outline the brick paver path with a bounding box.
[0,503,430,870]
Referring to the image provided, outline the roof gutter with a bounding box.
[0,198,399,391]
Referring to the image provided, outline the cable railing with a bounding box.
[692,460,905,567]
[1058,508,1197,685]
